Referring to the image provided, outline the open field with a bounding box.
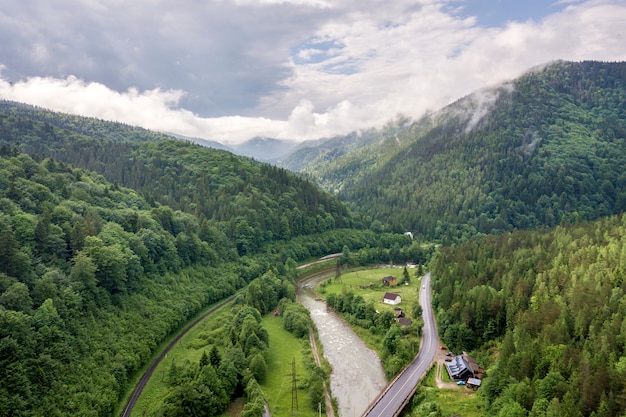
[261,316,319,417]
[317,266,422,314]
[420,364,484,417]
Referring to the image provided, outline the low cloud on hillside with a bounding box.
[1,0,625,144]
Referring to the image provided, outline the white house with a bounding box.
[382,292,401,305]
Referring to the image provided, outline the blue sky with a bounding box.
[0,0,625,144]
[451,0,571,27]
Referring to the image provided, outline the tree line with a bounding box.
[430,214,626,416]
[0,143,420,415]
[338,61,626,243]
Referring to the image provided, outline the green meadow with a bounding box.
[419,366,484,417]
[318,266,422,314]
[261,316,321,417]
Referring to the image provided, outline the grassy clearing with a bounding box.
[417,366,484,417]
[434,388,484,417]
[318,266,422,314]
[129,308,230,417]
[261,315,319,417]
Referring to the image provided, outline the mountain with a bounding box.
[0,104,358,255]
[165,131,233,152]
[278,115,414,193]
[292,61,626,242]
[0,103,421,416]
[231,136,300,162]
[0,100,176,143]
[431,213,626,416]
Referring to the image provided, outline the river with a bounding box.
[297,273,387,417]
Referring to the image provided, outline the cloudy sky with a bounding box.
[1,0,625,145]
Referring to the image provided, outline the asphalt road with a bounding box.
[362,272,439,417]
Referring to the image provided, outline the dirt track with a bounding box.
[309,327,335,417]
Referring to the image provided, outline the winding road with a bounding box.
[362,272,439,417]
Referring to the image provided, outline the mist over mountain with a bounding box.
[230,136,301,162]
[2,59,626,417]
[285,61,626,242]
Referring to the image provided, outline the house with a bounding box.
[462,352,483,377]
[394,308,405,318]
[382,276,397,287]
[382,292,401,305]
[444,355,474,380]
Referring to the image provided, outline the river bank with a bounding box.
[297,273,387,417]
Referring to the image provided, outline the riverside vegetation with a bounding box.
[316,266,424,378]
[2,60,626,417]
[0,142,416,415]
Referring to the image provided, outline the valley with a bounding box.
[1,60,626,417]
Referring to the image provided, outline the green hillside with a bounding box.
[0,149,407,416]
[297,61,626,243]
[0,100,175,143]
[430,214,626,416]
[0,104,421,416]
[279,115,417,194]
[0,106,356,256]
[0,150,244,415]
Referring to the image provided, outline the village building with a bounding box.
[444,355,473,380]
[382,276,397,286]
[382,292,401,305]
[467,377,482,389]
[444,352,482,381]
[461,351,483,377]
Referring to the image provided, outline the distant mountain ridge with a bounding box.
[0,100,309,162]
[231,136,300,162]
[284,60,626,242]
[3,60,626,245]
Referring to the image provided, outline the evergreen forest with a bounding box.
[0,139,413,415]
[431,215,626,416]
[293,61,626,243]
[2,60,626,417]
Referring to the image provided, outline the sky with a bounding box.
[1,0,625,145]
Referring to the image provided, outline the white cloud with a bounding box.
[1,0,625,145]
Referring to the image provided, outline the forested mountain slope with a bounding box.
[279,116,416,194]
[0,106,356,255]
[0,150,245,415]
[311,61,626,242]
[430,214,626,416]
[0,145,415,416]
[0,100,175,143]
[0,104,429,416]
